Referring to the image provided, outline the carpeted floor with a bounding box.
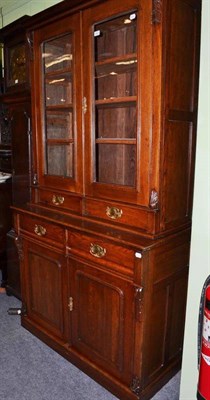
[0,292,180,400]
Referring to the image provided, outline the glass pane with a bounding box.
[8,44,26,86]
[42,33,74,178]
[46,144,74,177]
[94,12,137,62]
[96,106,136,139]
[96,144,135,186]
[45,72,72,106]
[95,59,137,100]
[43,35,72,73]
[93,12,138,188]
[46,111,73,140]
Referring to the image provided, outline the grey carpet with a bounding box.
[0,292,180,400]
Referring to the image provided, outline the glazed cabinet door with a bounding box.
[83,0,152,206]
[31,13,83,194]
[21,239,68,341]
[10,100,31,206]
[2,15,30,93]
[68,257,135,385]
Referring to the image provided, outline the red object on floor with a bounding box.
[197,285,210,400]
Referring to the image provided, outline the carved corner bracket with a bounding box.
[149,189,159,210]
[32,173,38,186]
[26,31,34,61]
[152,0,162,24]
[130,376,141,396]
[15,235,24,261]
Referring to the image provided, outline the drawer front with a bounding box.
[19,214,65,247]
[68,231,134,277]
[84,198,156,233]
[38,188,82,214]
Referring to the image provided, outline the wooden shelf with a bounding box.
[95,96,137,107]
[46,105,73,111]
[95,138,136,144]
[95,53,137,75]
[46,138,74,145]
[45,68,72,79]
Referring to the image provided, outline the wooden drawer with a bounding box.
[37,188,82,214]
[68,231,134,277]
[84,198,156,234]
[19,214,65,248]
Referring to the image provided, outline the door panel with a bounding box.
[22,240,67,340]
[32,13,83,194]
[83,0,152,206]
[68,257,135,383]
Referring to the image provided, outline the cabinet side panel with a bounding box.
[167,0,199,112]
[142,238,190,386]
[163,121,193,226]
[145,285,169,375]
[167,271,188,360]
[161,0,201,231]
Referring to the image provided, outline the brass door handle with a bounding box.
[52,195,64,206]
[34,224,46,237]
[106,206,123,220]
[90,243,106,258]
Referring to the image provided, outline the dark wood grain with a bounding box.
[1,0,201,399]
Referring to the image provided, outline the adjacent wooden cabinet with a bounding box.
[0,16,31,298]
[8,0,201,399]
[4,95,31,298]
[2,16,30,93]
[0,177,12,287]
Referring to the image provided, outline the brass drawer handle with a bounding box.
[106,206,123,220]
[52,195,64,206]
[34,224,46,237]
[90,243,106,258]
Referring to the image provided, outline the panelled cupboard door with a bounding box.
[31,13,83,193]
[83,0,153,206]
[21,240,68,341]
[68,257,135,384]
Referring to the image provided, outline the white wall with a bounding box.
[0,0,63,26]
[180,0,210,398]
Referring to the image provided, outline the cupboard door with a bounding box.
[22,240,67,340]
[68,257,135,384]
[83,0,152,206]
[32,13,83,193]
